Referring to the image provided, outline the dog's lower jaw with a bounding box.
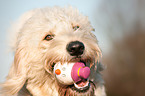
[25,80,106,96]
[58,82,95,96]
[26,82,94,96]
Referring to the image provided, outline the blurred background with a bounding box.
[0,0,145,96]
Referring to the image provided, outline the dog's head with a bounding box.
[4,7,102,95]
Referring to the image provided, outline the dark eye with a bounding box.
[73,25,80,31]
[44,34,54,41]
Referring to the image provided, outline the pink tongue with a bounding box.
[71,62,90,82]
[76,79,88,87]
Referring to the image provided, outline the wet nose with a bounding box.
[66,41,85,56]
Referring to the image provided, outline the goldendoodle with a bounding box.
[1,6,106,96]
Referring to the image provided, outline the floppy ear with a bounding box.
[1,49,28,95]
[1,9,38,95]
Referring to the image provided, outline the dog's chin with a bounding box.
[58,80,95,96]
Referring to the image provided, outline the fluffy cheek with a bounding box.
[23,39,48,64]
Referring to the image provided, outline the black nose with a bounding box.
[66,41,85,56]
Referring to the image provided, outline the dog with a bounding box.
[1,6,106,96]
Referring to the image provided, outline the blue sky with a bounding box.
[0,0,110,82]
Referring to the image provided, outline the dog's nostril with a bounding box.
[67,41,85,56]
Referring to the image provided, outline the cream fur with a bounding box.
[1,6,106,96]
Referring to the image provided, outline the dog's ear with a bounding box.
[90,43,102,68]
[1,49,28,95]
[1,9,38,95]
[95,44,103,70]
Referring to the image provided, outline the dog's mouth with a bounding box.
[53,59,92,92]
[64,80,95,96]
[73,79,90,91]
[47,57,96,95]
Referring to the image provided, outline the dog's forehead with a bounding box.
[46,20,93,35]
[39,8,94,34]
[22,7,96,41]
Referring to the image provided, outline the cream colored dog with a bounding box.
[1,6,106,96]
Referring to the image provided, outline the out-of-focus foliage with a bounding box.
[96,0,145,96]
[103,31,145,96]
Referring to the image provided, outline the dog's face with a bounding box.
[14,7,101,95]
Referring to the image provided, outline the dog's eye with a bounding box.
[73,25,80,31]
[44,35,54,41]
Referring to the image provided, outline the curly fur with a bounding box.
[0,6,106,96]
